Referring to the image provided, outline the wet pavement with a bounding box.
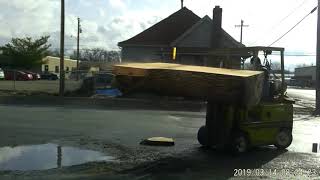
[287,87,315,109]
[0,143,114,171]
[0,88,319,179]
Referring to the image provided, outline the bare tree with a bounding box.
[71,48,120,62]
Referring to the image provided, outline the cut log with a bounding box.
[113,63,264,107]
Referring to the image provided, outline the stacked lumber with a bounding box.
[113,63,264,106]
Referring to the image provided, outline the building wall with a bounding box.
[202,56,241,69]
[120,46,241,68]
[121,46,167,62]
[121,46,210,66]
[42,56,77,74]
[295,66,316,80]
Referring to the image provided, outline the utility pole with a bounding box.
[57,146,62,168]
[316,0,320,114]
[181,0,184,9]
[76,17,82,81]
[235,20,249,44]
[235,19,249,69]
[59,0,65,96]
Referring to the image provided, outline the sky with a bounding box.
[0,0,318,70]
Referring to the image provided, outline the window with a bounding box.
[55,66,59,73]
[44,65,49,72]
[66,67,69,73]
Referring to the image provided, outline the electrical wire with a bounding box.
[268,6,318,46]
[271,0,309,31]
[251,0,309,45]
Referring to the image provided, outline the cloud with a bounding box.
[0,0,165,51]
[0,0,59,40]
[98,26,107,34]
[0,0,317,67]
[108,0,126,9]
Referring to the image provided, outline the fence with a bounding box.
[0,68,116,96]
[0,69,83,94]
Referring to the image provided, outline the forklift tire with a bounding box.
[197,126,209,146]
[231,132,248,154]
[274,129,292,149]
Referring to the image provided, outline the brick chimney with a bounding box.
[211,6,222,48]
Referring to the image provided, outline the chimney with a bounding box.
[181,0,184,9]
[211,6,222,48]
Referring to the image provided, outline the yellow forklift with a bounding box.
[197,46,294,153]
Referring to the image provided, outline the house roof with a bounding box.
[170,15,244,48]
[118,7,201,47]
[44,56,77,62]
[118,7,244,48]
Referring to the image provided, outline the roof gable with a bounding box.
[171,15,212,47]
[118,7,201,47]
[171,15,244,48]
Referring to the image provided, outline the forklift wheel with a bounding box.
[231,132,248,154]
[197,126,209,146]
[274,129,292,149]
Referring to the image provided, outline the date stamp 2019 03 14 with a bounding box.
[233,168,318,177]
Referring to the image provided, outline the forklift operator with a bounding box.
[250,56,271,99]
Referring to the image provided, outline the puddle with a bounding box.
[0,143,114,171]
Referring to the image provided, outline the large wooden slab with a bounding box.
[113,63,264,106]
[113,63,261,77]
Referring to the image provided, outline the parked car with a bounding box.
[4,70,33,81]
[40,73,58,80]
[0,68,4,80]
[24,71,40,80]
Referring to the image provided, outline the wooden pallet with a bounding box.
[113,63,264,106]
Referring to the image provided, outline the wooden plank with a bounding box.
[114,63,262,77]
[113,63,264,106]
[112,65,149,77]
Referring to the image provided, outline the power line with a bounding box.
[272,0,309,30]
[252,0,308,44]
[268,6,318,46]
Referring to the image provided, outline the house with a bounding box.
[118,6,244,69]
[0,55,78,77]
[42,56,77,75]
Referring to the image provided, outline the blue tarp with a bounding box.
[95,88,122,97]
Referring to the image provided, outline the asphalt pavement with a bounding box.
[0,94,320,179]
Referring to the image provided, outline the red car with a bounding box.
[24,71,40,80]
[4,70,33,81]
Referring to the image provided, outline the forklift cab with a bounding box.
[197,46,294,153]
